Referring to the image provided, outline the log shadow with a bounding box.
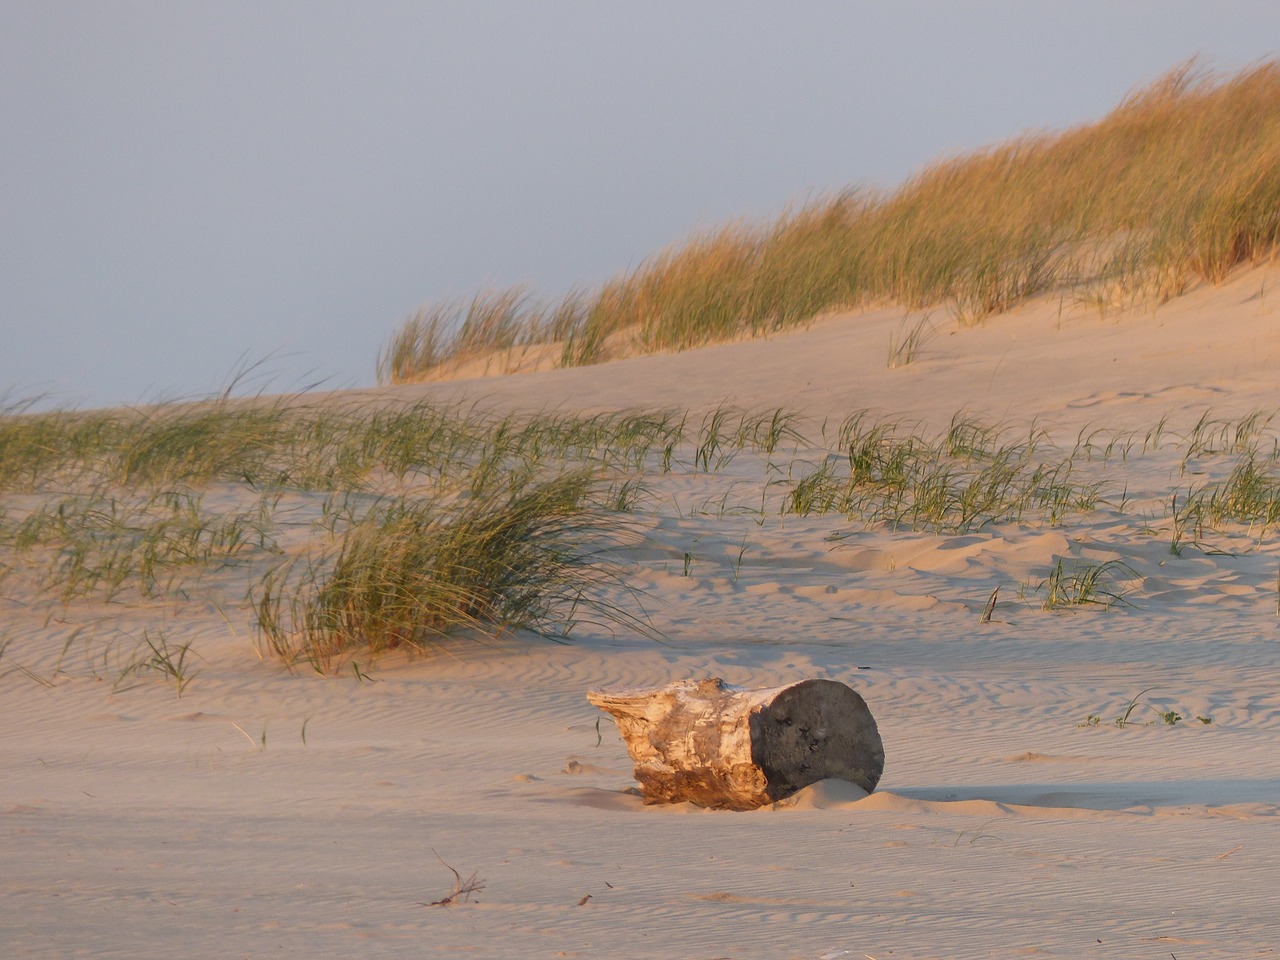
[894,777,1280,812]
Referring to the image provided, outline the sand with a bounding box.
[4,265,1280,959]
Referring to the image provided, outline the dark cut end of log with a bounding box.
[587,677,884,810]
[751,679,883,799]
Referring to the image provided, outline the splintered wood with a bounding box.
[587,677,884,810]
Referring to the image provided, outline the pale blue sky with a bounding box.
[2,2,1278,409]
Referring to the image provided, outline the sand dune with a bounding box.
[4,266,1280,958]
[386,263,1280,431]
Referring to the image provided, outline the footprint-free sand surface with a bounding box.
[4,266,1280,958]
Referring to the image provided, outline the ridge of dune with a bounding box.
[365,263,1280,433]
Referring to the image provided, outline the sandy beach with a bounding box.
[4,265,1280,959]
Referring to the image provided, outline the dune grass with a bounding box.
[382,60,1280,383]
[0,398,680,674]
[9,392,1280,683]
[0,489,278,602]
[1036,557,1138,611]
[786,412,1100,532]
[1167,449,1280,552]
[252,472,642,672]
[115,628,199,697]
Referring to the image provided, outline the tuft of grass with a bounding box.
[1167,489,1206,557]
[382,60,1280,382]
[1203,454,1280,532]
[785,412,1100,532]
[1081,689,1210,729]
[0,400,121,492]
[114,400,295,487]
[1,489,278,603]
[115,628,199,697]
[1164,445,1280,553]
[747,407,806,456]
[694,406,736,473]
[1038,557,1137,611]
[887,314,935,369]
[1179,409,1276,474]
[376,288,567,384]
[1112,688,1155,728]
[252,472,644,672]
[1082,702,1142,728]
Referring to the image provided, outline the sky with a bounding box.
[2,2,1278,410]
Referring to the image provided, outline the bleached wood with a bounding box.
[587,677,883,810]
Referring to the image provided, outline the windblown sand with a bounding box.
[4,266,1280,958]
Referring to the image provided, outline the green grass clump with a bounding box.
[115,402,296,486]
[382,60,1280,382]
[253,472,640,672]
[1037,557,1137,611]
[0,489,278,602]
[1204,455,1280,530]
[785,412,1099,532]
[115,628,199,698]
[1170,453,1280,550]
[0,401,123,491]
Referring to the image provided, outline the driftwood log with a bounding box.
[587,677,883,810]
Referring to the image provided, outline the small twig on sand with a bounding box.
[421,850,486,906]
[980,586,1000,624]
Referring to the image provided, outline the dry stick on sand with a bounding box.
[422,850,486,906]
[980,586,1000,623]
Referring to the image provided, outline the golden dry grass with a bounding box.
[381,60,1280,383]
